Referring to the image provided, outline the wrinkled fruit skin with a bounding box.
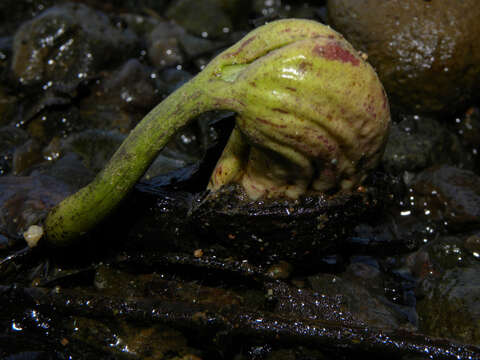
[207,19,390,199]
[327,0,480,115]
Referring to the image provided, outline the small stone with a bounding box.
[412,165,480,230]
[23,224,44,247]
[147,21,185,69]
[416,262,480,345]
[382,115,452,175]
[266,261,292,280]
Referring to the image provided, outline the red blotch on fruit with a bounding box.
[313,42,360,66]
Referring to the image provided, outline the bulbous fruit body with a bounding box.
[43,19,390,246]
[207,20,390,199]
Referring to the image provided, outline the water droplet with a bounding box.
[180,134,195,144]
[11,321,23,331]
[121,91,133,103]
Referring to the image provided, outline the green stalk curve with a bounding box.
[41,18,391,247]
[44,73,232,246]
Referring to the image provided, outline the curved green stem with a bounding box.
[44,73,231,246]
[42,18,391,246]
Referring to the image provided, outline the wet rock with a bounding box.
[177,32,229,60]
[327,0,480,114]
[101,59,159,111]
[308,270,411,329]
[418,236,477,276]
[78,59,159,133]
[289,3,322,20]
[156,67,193,95]
[453,107,480,149]
[0,0,55,37]
[0,175,73,237]
[0,87,17,127]
[412,236,480,345]
[147,21,186,69]
[25,106,83,141]
[215,0,250,28]
[382,115,467,175]
[0,126,28,154]
[465,234,480,259]
[12,139,43,175]
[102,0,170,14]
[0,126,29,176]
[253,0,319,21]
[450,107,480,172]
[0,232,14,251]
[11,3,138,94]
[253,0,284,18]
[31,152,94,190]
[0,156,10,178]
[347,212,427,256]
[119,13,161,38]
[411,165,480,231]
[0,37,12,83]
[11,89,72,131]
[166,0,233,39]
[61,129,126,174]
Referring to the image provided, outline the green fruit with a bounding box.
[43,19,390,246]
[208,20,390,198]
